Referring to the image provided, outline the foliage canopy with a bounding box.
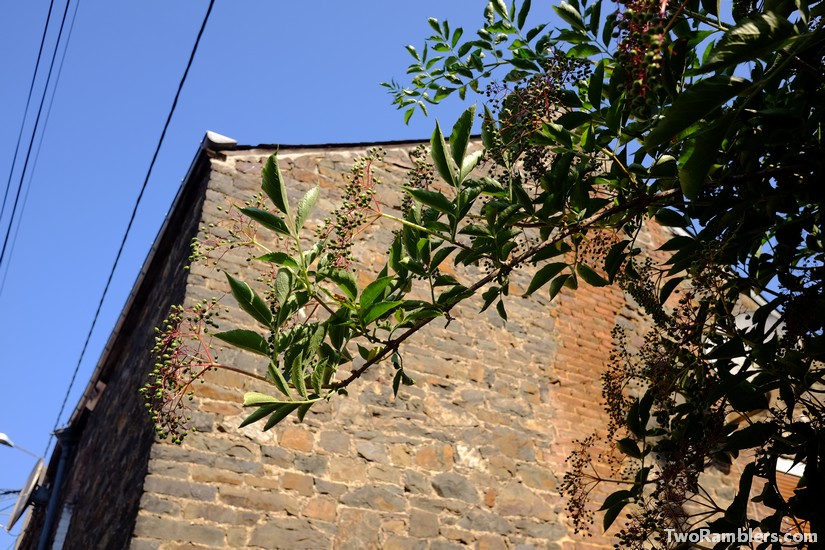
[145,0,824,545]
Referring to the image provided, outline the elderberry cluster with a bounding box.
[141,300,222,444]
[484,49,590,181]
[401,145,434,216]
[560,435,599,534]
[615,0,669,118]
[317,147,385,268]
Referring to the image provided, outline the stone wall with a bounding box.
[129,142,682,550]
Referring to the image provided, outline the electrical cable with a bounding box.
[0,0,81,299]
[0,0,72,272]
[45,0,216,455]
[0,0,57,245]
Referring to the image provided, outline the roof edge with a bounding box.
[65,133,216,431]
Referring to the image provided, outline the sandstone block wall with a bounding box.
[129,142,669,550]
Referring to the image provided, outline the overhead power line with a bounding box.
[0,0,58,262]
[47,0,216,454]
[0,0,81,297]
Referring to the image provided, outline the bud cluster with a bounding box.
[317,147,385,269]
[401,145,434,216]
[140,299,222,444]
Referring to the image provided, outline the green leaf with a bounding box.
[509,57,541,71]
[430,245,456,271]
[296,402,313,423]
[577,263,608,287]
[525,263,568,295]
[262,403,301,431]
[503,68,531,82]
[450,105,476,176]
[274,269,292,308]
[308,324,325,357]
[588,60,604,109]
[239,404,279,428]
[496,299,508,321]
[617,437,642,458]
[725,422,777,452]
[225,272,273,327]
[291,355,308,398]
[580,123,596,152]
[257,252,299,270]
[360,276,394,310]
[526,22,547,42]
[431,121,456,187]
[405,188,456,216]
[644,76,750,150]
[451,27,464,48]
[598,489,634,511]
[587,0,602,35]
[603,499,629,531]
[556,111,592,129]
[516,0,531,28]
[310,359,327,395]
[357,344,381,361]
[701,0,720,17]
[392,368,404,397]
[436,285,474,306]
[319,268,357,301]
[240,207,291,237]
[460,150,483,182]
[267,361,291,397]
[363,301,404,324]
[554,1,587,33]
[405,44,420,61]
[602,11,617,46]
[654,208,690,228]
[604,240,629,281]
[728,379,769,411]
[701,12,797,73]
[214,329,269,357]
[626,398,643,437]
[295,185,319,232]
[567,43,601,58]
[491,0,509,19]
[392,366,416,397]
[482,105,497,150]
[261,154,290,216]
[548,273,571,300]
[725,463,755,524]
[537,122,573,148]
[649,154,677,177]
[659,276,684,303]
[658,235,695,251]
[678,119,728,199]
[243,391,288,407]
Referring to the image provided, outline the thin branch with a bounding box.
[333,187,682,389]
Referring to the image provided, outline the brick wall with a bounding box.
[128,142,696,550]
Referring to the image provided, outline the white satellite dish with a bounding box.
[5,458,46,532]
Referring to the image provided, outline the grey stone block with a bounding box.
[431,472,479,504]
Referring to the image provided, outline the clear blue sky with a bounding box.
[0,0,551,538]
